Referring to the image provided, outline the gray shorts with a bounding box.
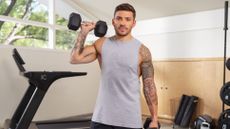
[90,121,142,129]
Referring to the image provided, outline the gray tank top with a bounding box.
[92,37,142,128]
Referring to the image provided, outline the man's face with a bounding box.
[112,11,136,36]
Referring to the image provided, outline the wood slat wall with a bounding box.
[141,58,229,121]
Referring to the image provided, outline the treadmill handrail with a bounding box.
[12,48,26,72]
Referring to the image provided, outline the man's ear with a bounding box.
[112,18,115,26]
[132,20,136,28]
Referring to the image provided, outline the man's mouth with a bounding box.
[119,26,127,31]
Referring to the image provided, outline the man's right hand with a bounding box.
[80,21,96,35]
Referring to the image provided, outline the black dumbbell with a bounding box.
[143,117,161,129]
[67,12,107,37]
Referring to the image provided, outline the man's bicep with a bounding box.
[80,45,98,63]
[70,45,97,64]
[140,44,154,80]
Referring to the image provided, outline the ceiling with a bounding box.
[64,0,227,24]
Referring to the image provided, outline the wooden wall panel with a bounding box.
[141,58,227,121]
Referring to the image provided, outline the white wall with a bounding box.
[0,46,100,127]
[136,9,228,59]
[107,8,229,59]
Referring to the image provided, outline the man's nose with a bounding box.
[119,20,126,26]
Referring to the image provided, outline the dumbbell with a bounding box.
[67,12,108,37]
[143,117,161,129]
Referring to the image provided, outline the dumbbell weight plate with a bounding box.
[220,81,230,106]
[226,58,230,70]
[218,109,230,129]
[94,20,108,37]
[68,12,82,31]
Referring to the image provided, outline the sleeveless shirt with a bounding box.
[92,37,142,128]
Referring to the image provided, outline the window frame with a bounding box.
[0,0,98,50]
[0,0,70,49]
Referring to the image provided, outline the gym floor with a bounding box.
[0,122,190,129]
[149,122,190,129]
[161,124,190,129]
[142,116,190,129]
[35,121,190,129]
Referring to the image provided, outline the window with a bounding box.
[0,0,49,47]
[0,20,48,47]
[0,0,95,50]
[0,0,48,23]
[55,29,75,50]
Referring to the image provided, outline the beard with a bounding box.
[114,25,131,36]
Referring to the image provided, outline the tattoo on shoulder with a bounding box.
[140,45,154,79]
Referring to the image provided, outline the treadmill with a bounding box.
[4,48,92,129]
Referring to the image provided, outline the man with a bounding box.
[70,3,158,129]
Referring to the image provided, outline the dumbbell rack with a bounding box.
[222,0,229,112]
[218,1,230,129]
[8,48,87,129]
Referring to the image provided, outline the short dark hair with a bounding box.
[114,3,136,19]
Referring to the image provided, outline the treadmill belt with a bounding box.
[35,114,92,129]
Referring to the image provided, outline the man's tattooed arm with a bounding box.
[140,45,158,123]
[70,21,98,64]
[70,30,98,64]
[72,31,87,54]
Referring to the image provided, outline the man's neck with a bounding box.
[114,34,133,42]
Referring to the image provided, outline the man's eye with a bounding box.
[126,18,132,21]
[116,17,121,20]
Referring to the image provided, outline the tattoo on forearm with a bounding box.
[143,76,158,106]
[142,62,158,106]
[140,45,158,107]
[73,31,87,54]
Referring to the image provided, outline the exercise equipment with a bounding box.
[68,12,108,37]
[218,109,230,129]
[226,58,230,70]
[174,95,191,125]
[222,0,229,112]
[173,95,198,128]
[94,20,108,37]
[193,114,214,129]
[35,113,92,129]
[143,117,161,129]
[220,81,230,106]
[4,48,89,129]
[68,13,82,31]
[218,2,230,129]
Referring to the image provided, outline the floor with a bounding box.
[1,123,191,129]
[1,116,191,129]
[161,124,190,129]
[142,115,190,129]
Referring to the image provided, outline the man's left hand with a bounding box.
[149,120,159,129]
